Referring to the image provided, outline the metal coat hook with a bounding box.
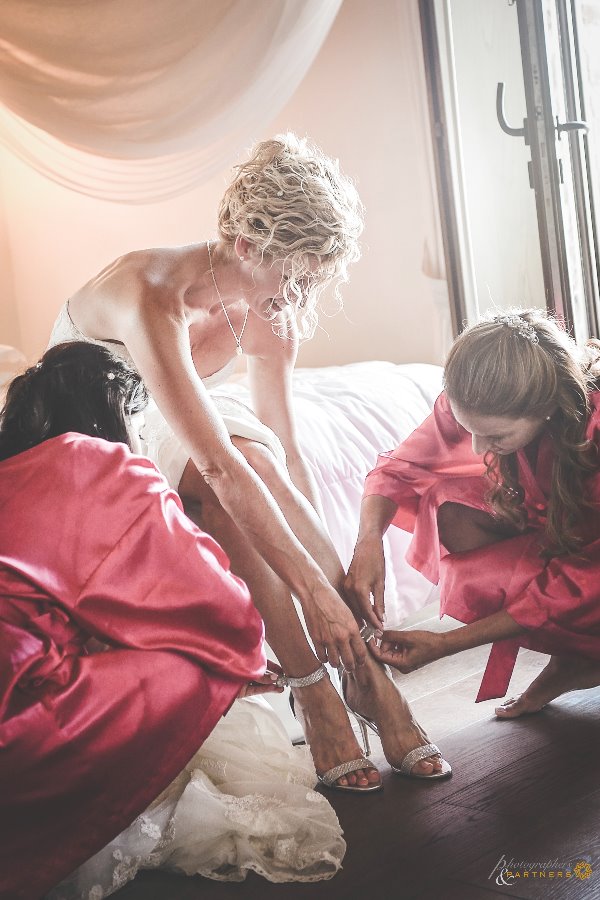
[496,82,528,141]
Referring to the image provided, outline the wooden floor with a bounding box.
[116,607,600,900]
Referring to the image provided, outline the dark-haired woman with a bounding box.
[347,309,600,713]
[0,343,344,900]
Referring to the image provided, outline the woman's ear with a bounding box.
[234,234,258,261]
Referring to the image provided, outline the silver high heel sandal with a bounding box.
[277,663,382,793]
[339,628,452,781]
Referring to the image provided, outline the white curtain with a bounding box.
[0,0,342,202]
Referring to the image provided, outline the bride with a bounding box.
[46,133,450,794]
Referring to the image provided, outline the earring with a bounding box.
[545,415,551,421]
[239,256,244,261]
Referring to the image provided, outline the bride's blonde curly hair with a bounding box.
[217,133,364,339]
[443,308,600,556]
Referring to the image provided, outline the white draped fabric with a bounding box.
[0,0,341,202]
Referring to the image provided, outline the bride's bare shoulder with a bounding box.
[75,243,204,302]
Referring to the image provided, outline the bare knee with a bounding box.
[438,501,512,553]
[437,502,465,550]
[177,458,227,530]
[231,437,286,488]
[178,458,213,504]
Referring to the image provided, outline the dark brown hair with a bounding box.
[0,341,147,461]
[443,309,600,555]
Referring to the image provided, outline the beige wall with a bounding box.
[0,175,20,350]
[0,0,443,366]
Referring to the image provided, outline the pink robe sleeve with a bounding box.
[74,481,266,683]
[3,434,266,684]
[363,392,485,533]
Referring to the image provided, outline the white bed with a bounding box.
[214,359,444,625]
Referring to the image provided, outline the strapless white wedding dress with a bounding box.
[47,302,287,488]
[47,698,345,898]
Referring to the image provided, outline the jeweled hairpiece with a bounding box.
[495,314,539,344]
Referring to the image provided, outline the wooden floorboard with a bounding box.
[454,787,600,899]
[116,687,600,900]
[415,879,532,899]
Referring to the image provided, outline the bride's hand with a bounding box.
[301,583,367,672]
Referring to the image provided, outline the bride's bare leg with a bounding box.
[228,440,453,774]
[231,441,450,771]
[495,655,600,718]
[231,439,346,590]
[342,654,447,775]
[179,460,380,789]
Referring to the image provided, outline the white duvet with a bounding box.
[215,359,444,625]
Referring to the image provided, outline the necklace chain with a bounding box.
[207,241,249,356]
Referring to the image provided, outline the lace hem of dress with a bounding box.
[46,698,345,899]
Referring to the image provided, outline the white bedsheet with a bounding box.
[215,360,444,625]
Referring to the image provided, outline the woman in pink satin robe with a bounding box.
[346,309,600,716]
[0,342,267,900]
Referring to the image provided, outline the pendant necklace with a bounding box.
[207,241,249,356]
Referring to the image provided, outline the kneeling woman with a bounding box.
[347,310,600,711]
[0,343,345,900]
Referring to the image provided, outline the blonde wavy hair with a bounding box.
[443,308,600,556]
[218,133,364,339]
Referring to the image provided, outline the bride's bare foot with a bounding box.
[496,655,600,719]
[342,655,449,777]
[291,672,382,791]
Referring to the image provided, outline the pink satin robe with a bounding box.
[364,391,600,701]
[0,434,265,900]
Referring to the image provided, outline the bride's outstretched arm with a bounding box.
[123,296,366,672]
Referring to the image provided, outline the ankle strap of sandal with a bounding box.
[275,663,328,689]
[360,624,378,644]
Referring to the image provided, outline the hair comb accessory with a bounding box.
[495,314,539,344]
